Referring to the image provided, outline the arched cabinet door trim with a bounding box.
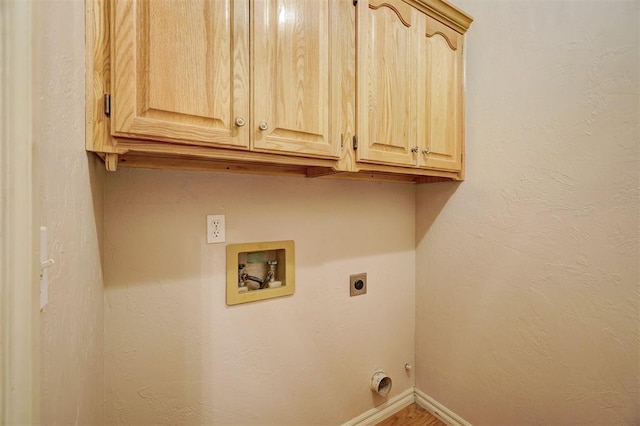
[369,0,413,27]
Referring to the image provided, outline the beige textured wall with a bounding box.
[416,1,639,424]
[33,1,105,424]
[104,170,416,425]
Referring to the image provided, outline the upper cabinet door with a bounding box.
[111,0,250,148]
[252,0,350,159]
[356,0,420,167]
[419,16,463,171]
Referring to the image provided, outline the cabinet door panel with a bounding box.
[112,0,249,148]
[356,0,419,167]
[252,0,346,158]
[420,17,463,171]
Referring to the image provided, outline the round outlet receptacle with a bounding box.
[350,273,367,297]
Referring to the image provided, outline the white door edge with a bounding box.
[1,0,38,423]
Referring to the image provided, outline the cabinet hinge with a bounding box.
[352,135,358,150]
[104,93,111,117]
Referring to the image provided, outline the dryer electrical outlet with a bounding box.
[207,214,226,243]
[350,273,367,296]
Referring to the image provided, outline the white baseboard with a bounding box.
[341,387,415,426]
[414,387,471,426]
[343,387,471,426]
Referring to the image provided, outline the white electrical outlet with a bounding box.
[207,214,226,243]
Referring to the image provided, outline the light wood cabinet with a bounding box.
[108,0,349,158]
[355,0,466,174]
[86,0,471,183]
[356,0,420,167]
[111,0,250,148]
[252,0,350,159]
[420,16,464,171]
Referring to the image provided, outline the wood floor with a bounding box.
[376,403,446,426]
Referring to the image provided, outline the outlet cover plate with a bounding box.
[207,214,226,243]
[350,273,367,297]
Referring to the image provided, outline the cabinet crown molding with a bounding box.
[404,0,473,34]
